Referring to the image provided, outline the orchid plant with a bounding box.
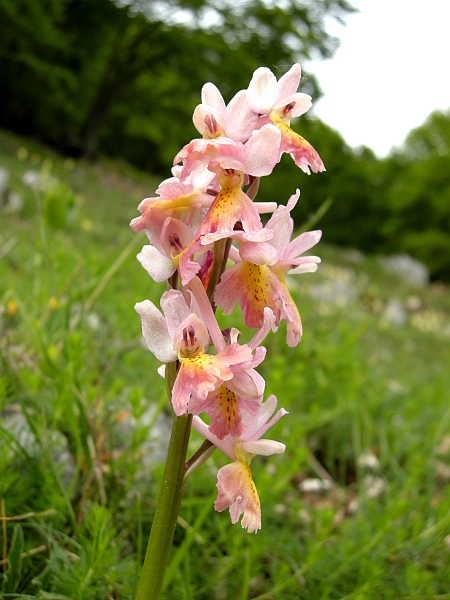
[132,64,324,599]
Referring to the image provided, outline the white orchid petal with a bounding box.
[160,290,191,339]
[275,64,302,104]
[242,439,286,456]
[226,90,259,142]
[134,300,176,363]
[201,82,226,113]
[137,245,175,282]
[247,67,278,114]
[289,262,320,274]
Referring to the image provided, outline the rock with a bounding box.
[298,478,332,492]
[2,406,75,486]
[4,191,23,213]
[381,298,407,327]
[379,253,429,287]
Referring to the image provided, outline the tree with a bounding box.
[383,110,450,279]
[0,0,355,164]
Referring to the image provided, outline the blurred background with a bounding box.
[1,1,450,598]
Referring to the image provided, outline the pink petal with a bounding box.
[194,384,243,440]
[227,369,264,402]
[226,90,259,142]
[247,308,277,350]
[215,262,278,328]
[274,63,302,104]
[243,124,282,177]
[239,241,278,266]
[285,230,322,259]
[279,125,326,174]
[201,82,226,113]
[192,415,236,460]
[156,180,193,200]
[172,354,234,415]
[265,190,299,231]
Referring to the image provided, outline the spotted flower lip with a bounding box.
[214,190,322,347]
[192,393,287,461]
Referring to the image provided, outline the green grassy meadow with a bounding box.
[1,130,450,599]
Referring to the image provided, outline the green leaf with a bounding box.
[2,523,24,593]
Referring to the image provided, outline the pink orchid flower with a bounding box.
[193,84,258,143]
[246,64,325,174]
[214,190,321,347]
[135,287,275,434]
[192,394,287,533]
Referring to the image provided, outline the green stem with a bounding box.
[206,237,232,306]
[135,363,192,600]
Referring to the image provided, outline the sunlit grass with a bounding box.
[1,129,450,598]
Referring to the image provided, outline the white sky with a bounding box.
[306,0,450,157]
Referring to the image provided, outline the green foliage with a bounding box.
[258,109,450,281]
[382,110,450,279]
[2,131,450,598]
[0,0,355,167]
[2,524,24,594]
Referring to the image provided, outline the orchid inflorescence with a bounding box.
[132,64,324,533]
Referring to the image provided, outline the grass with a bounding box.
[1,128,450,599]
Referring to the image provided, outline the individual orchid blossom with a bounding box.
[192,395,287,532]
[214,190,321,347]
[136,206,215,287]
[135,289,274,434]
[193,85,258,143]
[246,64,325,174]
